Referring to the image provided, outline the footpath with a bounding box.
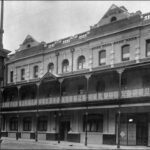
[1,137,150,149]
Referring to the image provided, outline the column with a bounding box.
[116,68,124,149]
[16,85,21,140]
[35,82,40,142]
[58,78,64,144]
[110,43,114,67]
[70,48,75,72]
[0,88,4,142]
[84,74,91,146]
[55,52,59,74]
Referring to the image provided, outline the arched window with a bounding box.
[122,45,130,61]
[62,59,69,73]
[78,55,85,70]
[21,68,25,81]
[48,63,54,73]
[111,16,117,22]
[33,65,38,78]
[99,50,106,65]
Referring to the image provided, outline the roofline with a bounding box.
[6,22,143,65]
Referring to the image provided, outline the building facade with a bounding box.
[1,4,150,146]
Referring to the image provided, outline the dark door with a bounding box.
[60,121,70,141]
[136,114,148,146]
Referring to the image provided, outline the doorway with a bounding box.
[60,121,70,141]
[136,114,148,146]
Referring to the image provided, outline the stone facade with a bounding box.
[2,4,150,146]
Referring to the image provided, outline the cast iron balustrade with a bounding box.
[19,99,37,106]
[38,97,60,105]
[2,87,150,108]
[142,13,150,25]
[121,87,150,98]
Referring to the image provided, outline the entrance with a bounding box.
[60,121,70,141]
[120,113,148,146]
[136,114,148,146]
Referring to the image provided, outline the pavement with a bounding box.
[0,137,150,149]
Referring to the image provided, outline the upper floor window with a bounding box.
[83,114,103,132]
[122,45,130,61]
[38,116,47,131]
[78,85,85,94]
[146,39,150,57]
[99,50,106,65]
[23,117,32,131]
[10,71,13,83]
[48,63,54,73]
[96,80,105,92]
[33,65,38,78]
[62,59,69,73]
[78,55,86,70]
[21,68,25,81]
[111,16,117,22]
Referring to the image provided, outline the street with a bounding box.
[1,138,150,149]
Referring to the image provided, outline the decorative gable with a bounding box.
[16,35,40,51]
[96,4,130,27]
[22,35,35,45]
[40,71,58,83]
[102,4,126,18]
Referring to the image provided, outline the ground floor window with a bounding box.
[23,117,32,131]
[9,117,18,131]
[83,114,103,132]
[38,116,47,131]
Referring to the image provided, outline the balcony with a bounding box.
[2,87,150,108]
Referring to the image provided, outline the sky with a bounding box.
[2,1,150,53]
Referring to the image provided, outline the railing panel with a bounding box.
[2,88,150,108]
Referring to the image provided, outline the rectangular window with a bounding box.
[10,117,18,131]
[23,117,31,131]
[146,39,150,57]
[83,114,103,132]
[38,116,47,131]
[33,66,38,78]
[10,71,13,82]
[21,68,25,81]
[122,45,130,61]
[99,50,106,65]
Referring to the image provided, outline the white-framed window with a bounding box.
[99,50,106,65]
[48,63,54,73]
[122,45,130,61]
[62,59,69,73]
[33,65,38,78]
[78,55,86,70]
[146,39,150,57]
[21,68,25,81]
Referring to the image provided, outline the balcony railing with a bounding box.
[121,87,150,98]
[2,87,150,108]
[142,13,150,25]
